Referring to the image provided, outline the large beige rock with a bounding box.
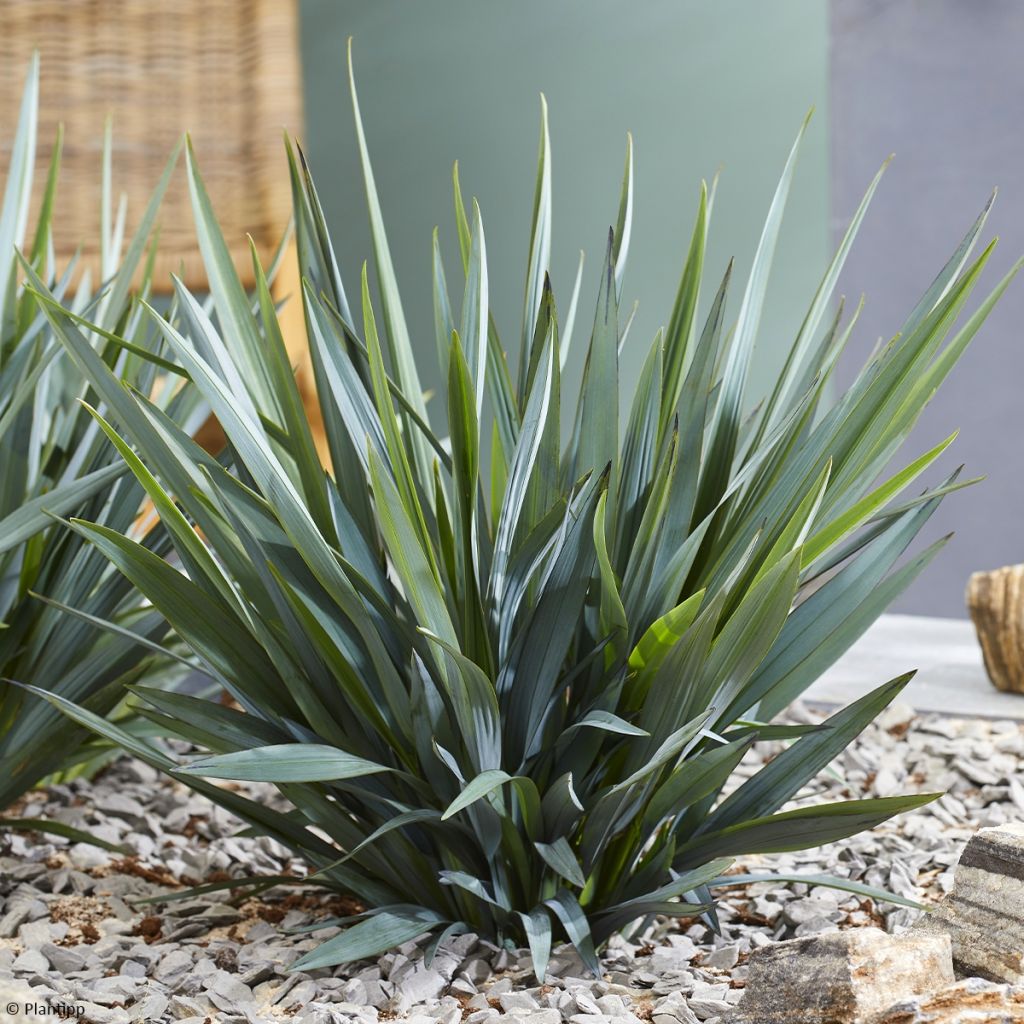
[727,928,953,1024]
[916,823,1024,982]
[871,977,1024,1022]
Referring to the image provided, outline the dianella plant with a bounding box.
[28,45,1018,975]
[0,57,206,819]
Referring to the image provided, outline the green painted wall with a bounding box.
[298,0,829,411]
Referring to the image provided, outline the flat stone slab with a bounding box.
[806,614,1024,720]
[917,823,1024,982]
[871,977,1024,1023]
[727,928,954,1023]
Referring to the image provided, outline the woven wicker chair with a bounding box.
[0,0,302,289]
[0,0,326,458]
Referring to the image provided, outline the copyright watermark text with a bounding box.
[4,1003,84,1019]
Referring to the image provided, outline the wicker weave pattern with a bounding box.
[0,0,302,289]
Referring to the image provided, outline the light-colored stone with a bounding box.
[0,902,34,938]
[11,948,49,975]
[397,967,447,1003]
[704,944,740,970]
[689,981,731,1019]
[869,977,1024,1022]
[153,948,194,987]
[205,969,254,1008]
[916,822,1024,982]
[499,991,540,1012]
[40,942,86,974]
[521,1011,561,1024]
[727,928,954,1023]
[68,842,110,870]
[72,1002,130,1024]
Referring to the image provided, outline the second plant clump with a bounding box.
[20,47,1020,975]
[0,57,205,815]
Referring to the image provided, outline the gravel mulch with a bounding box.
[0,700,1021,1023]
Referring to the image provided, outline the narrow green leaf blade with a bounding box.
[177,744,393,784]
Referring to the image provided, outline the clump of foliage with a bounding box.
[28,46,1017,974]
[0,58,205,818]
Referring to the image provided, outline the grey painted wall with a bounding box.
[298,0,829,419]
[831,0,1024,618]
